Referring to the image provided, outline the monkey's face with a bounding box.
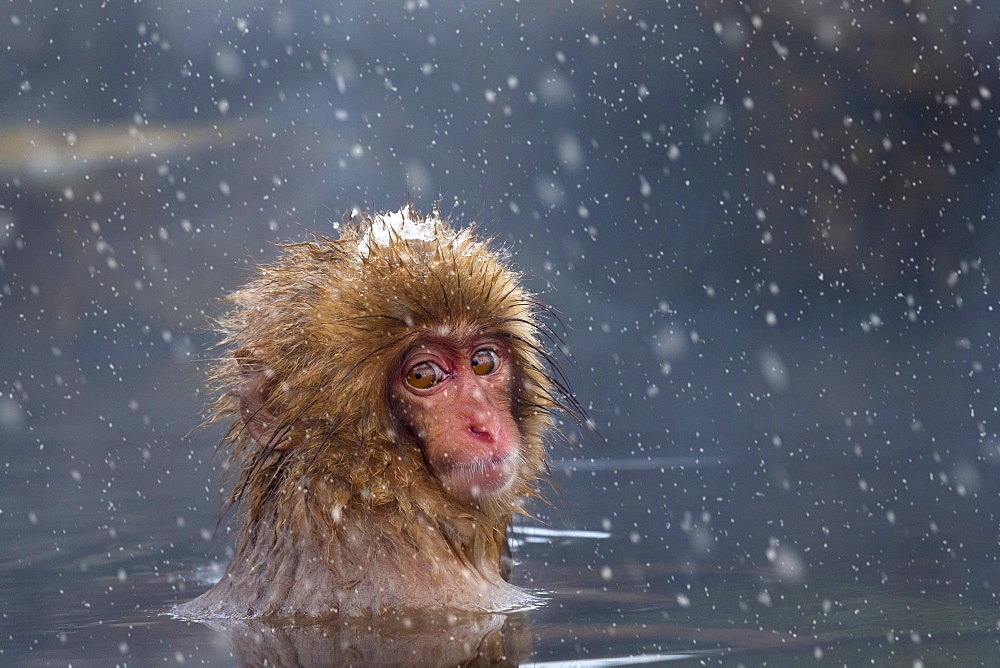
[394,336,522,504]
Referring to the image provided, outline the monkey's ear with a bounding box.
[235,350,290,450]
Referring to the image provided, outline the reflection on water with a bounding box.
[194,612,526,666]
[3,452,999,665]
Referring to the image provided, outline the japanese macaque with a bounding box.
[175,206,577,620]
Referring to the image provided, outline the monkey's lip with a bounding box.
[436,455,516,500]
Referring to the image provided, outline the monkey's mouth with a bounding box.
[436,455,517,501]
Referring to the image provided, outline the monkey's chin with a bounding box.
[438,456,517,503]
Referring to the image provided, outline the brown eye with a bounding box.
[406,361,442,389]
[470,349,498,376]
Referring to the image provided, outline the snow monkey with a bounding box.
[175,206,578,619]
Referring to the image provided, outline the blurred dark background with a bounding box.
[2,0,1000,650]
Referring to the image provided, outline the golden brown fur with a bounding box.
[175,206,575,619]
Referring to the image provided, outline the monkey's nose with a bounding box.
[468,423,495,442]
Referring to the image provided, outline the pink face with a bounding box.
[395,337,521,503]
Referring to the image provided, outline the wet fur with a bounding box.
[175,208,577,619]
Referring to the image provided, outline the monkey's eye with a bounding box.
[470,349,499,376]
[405,361,443,389]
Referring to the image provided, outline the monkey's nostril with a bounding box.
[469,424,492,440]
